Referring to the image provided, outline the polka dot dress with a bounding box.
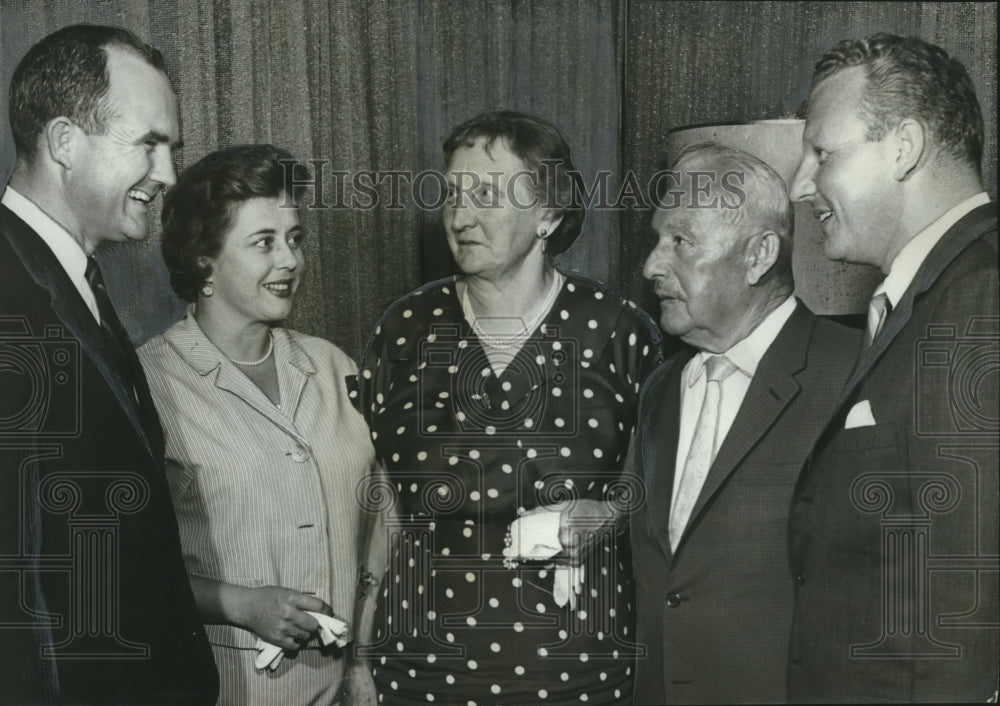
[354,272,662,705]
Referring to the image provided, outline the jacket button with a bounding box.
[666,592,682,607]
[795,570,806,586]
[291,446,309,463]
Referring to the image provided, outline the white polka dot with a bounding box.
[427,610,437,620]
[456,411,466,422]
[446,674,455,684]
[417,451,427,461]
[512,577,522,587]
[580,694,589,702]
[588,418,598,428]
[560,447,571,457]
[583,349,593,359]
[489,597,499,608]
[580,652,589,662]
[465,572,476,582]
[513,621,524,632]
[502,464,513,474]
[449,456,459,466]
[536,602,546,613]
[553,341,562,351]
[560,310,569,320]
[433,308,443,316]
[594,291,604,300]
[539,690,548,699]
[524,418,534,428]
[538,647,548,657]
[560,672,570,681]
[427,654,437,663]
[448,365,458,374]
[502,381,512,391]
[468,659,478,670]
[466,616,477,626]
[403,309,412,318]
[396,337,406,346]
[555,417,565,427]
[588,319,597,329]
[583,388,594,398]
[593,449,603,458]
[463,527,473,537]
[393,453,400,462]
[469,449,480,459]
[490,642,501,653]
[469,491,481,502]
[491,684,501,695]
[446,632,455,642]
[487,488,499,498]
[527,448,537,459]
[515,665,525,675]
[552,387,562,397]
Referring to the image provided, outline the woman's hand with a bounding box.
[234,586,332,650]
[518,499,617,566]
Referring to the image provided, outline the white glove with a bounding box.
[503,511,585,609]
[254,611,350,671]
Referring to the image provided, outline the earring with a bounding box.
[201,283,214,297]
[537,228,548,253]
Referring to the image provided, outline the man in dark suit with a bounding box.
[787,33,999,702]
[0,25,218,703]
[631,142,860,704]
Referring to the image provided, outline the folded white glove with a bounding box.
[254,611,351,671]
[503,511,585,609]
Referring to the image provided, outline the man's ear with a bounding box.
[43,117,78,170]
[745,231,780,286]
[892,118,925,181]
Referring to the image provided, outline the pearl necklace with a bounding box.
[462,273,562,350]
[228,331,274,366]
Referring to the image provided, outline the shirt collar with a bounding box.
[880,192,990,307]
[687,295,797,386]
[1,186,89,284]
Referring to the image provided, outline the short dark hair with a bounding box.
[811,33,983,171]
[161,144,297,302]
[442,110,585,256]
[9,24,167,162]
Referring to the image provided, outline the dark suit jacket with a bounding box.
[0,203,218,704]
[631,301,860,704]
[788,202,1000,702]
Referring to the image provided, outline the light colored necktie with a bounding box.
[669,355,738,550]
[862,291,892,350]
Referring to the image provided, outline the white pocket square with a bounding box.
[844,399,877,429]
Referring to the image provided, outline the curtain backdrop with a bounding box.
[1,0,995,359]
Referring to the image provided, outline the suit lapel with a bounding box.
[642,349,692,560]
[1,207,157,461]
[164,317,314,440]
[835,202,997,415]
[682,304,814,538]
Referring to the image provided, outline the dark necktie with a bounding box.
[85,257,138,394]
[84,257,163,459]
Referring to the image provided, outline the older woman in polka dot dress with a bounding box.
[353,112,662,705]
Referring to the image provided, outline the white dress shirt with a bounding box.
[879,192,990,308]
[1,185,100,322]
[672,296,797,506]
